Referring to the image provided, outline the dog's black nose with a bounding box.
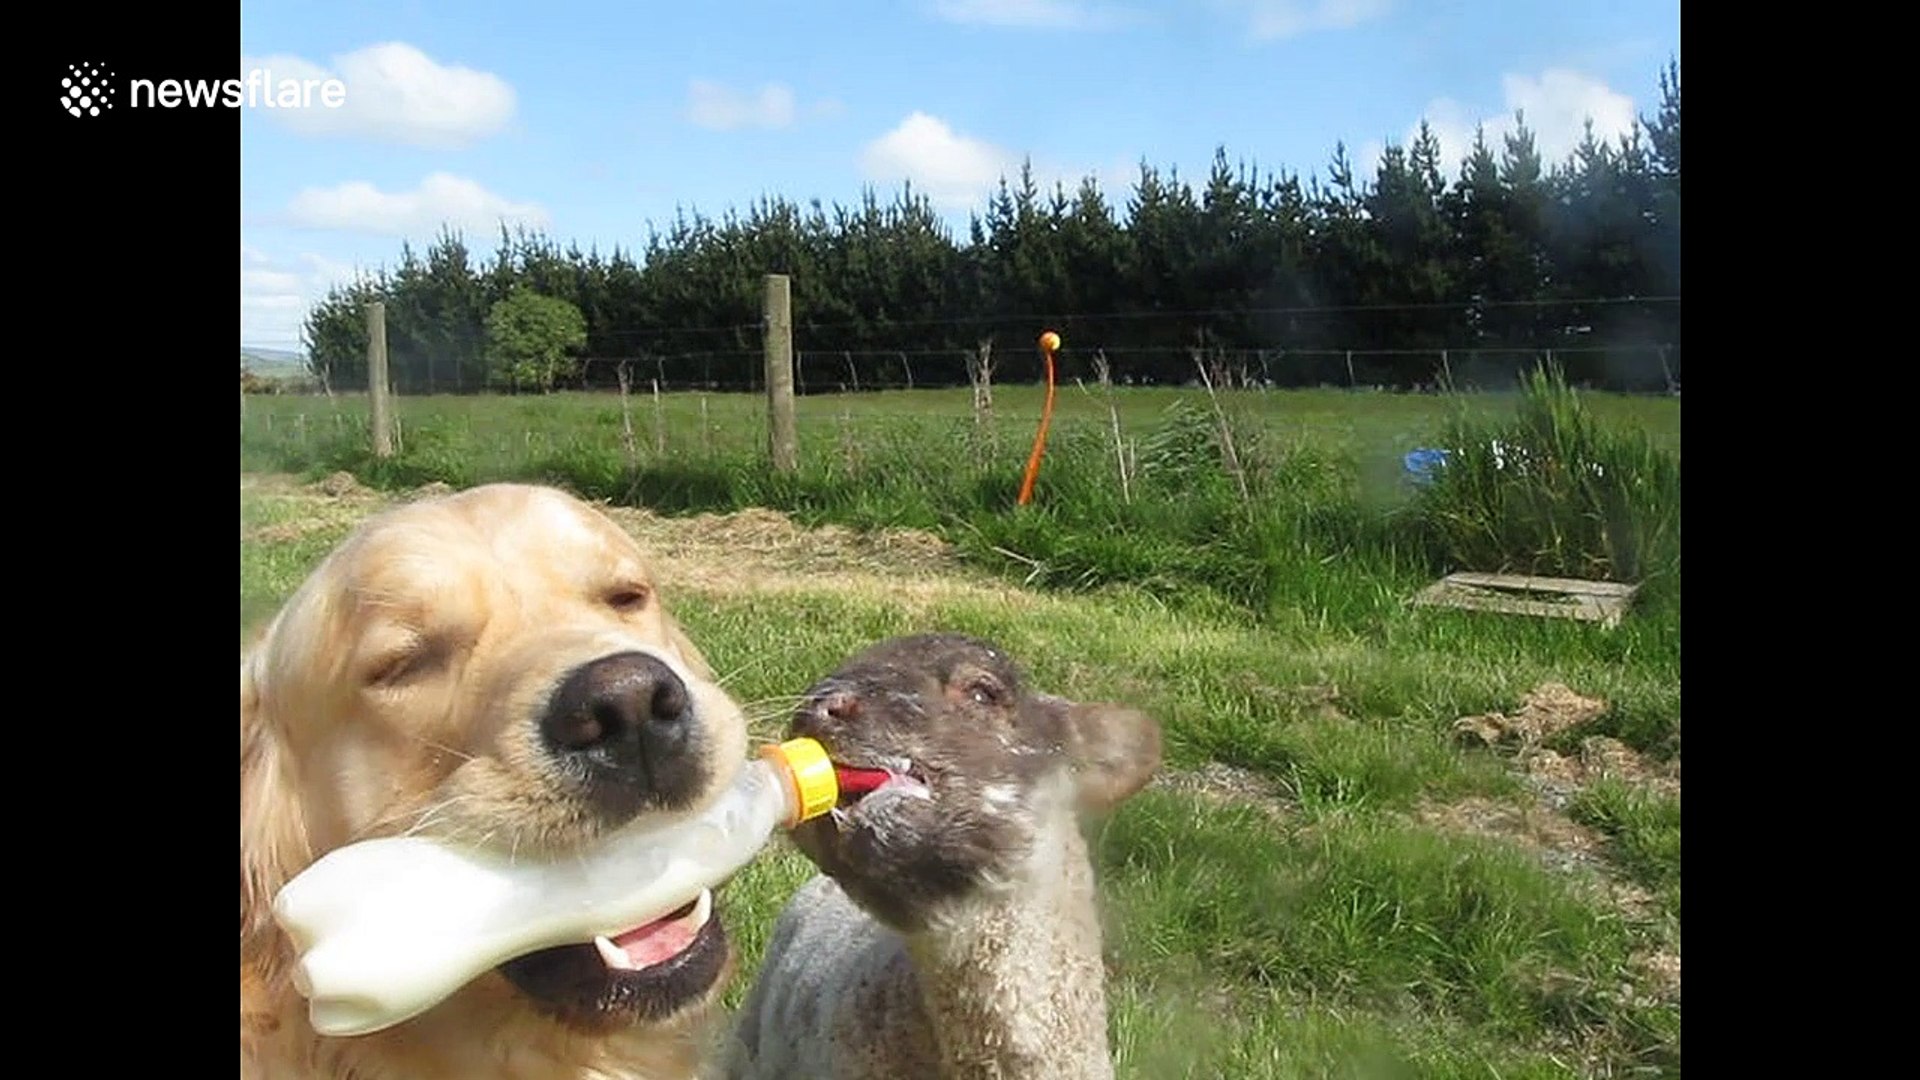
[542,652,704,820]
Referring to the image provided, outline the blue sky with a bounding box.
[239,1,1680,352]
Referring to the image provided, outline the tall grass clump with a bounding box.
[947,399,1375,617]
[1413,364,1680,585]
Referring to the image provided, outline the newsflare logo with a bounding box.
[61,62,114,117]
[59,61,347,118]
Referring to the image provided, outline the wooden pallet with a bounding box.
[1410,571,1639,628]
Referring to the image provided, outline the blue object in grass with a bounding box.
[1403,447,1449,485]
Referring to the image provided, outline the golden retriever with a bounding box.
[241,483,751,1079]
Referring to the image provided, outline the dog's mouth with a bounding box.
[590,890,712,971]
[496,888,727,1031]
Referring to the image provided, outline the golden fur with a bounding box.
[241,483,750,1079]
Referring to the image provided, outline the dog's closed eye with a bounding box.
[365,637,452,688]
[605,585,651,613]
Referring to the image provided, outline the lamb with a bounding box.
[725,633,1162,1079]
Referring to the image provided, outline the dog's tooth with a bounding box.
[594,935,636,971]
[686,889,713,929]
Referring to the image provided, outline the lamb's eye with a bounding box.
[968,679,1003,706]
[607,585,651,612]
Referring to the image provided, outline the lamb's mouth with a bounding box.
[496,888,727,1030]
[830,756,932,823]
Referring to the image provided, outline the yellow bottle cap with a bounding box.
[760,737,839,827]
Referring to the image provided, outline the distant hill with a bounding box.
[240,347,308,377]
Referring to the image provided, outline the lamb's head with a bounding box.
[787,633,1161,932]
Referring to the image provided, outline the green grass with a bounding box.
[236,493,364,636]
[239,383,1681,493]
[239,380,1678,629]
[1094,793,1679,1077]
[1568,780,1682,922]
[238,409,1682,1079]
[1101,796,1636,1027]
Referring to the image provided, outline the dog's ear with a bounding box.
[240,651,309,964]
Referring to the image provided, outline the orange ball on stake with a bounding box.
[1017,331,1063,506]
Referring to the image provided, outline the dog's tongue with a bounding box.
[609,909,699,968]
[834,765,894,800]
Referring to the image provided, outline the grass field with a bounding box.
[239,381,1680,1077]
[239,384,1681,508]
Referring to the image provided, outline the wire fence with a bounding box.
[257,343,1679,397]
[255,294,1681,396]
[556,344,1681,396]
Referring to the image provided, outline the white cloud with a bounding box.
[284,173,550,237]
[1399,68,1639,177]
[860,112,1137,215]
[1025,157,1141,207]
[1232,0,1390,41]
[861,112,1020,210]
[241,42,516,148]
[1500,69,1637,163]
[240,247,369,352]
[684,80,843,130]
[928,0,1142,29]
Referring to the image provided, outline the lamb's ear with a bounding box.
[1053,698,1163,815]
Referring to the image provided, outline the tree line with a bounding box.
[302,61,1679,395]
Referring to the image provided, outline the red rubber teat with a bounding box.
[833,765,893,798]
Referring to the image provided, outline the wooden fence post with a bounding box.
[764,274,797,473]
[367,300,394,458]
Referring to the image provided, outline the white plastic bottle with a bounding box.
[272,737,840,1038]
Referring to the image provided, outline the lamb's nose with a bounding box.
[820,691,860,723]
[793,688,861,739]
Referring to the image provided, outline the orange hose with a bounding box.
[1016,340,1058,506]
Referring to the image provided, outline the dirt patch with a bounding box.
[309,471,370,498]
[1154,763,1291,821]
[1522,737,1682,810]
[1433,683,1679,931]
[1455,683,1680,808]
[245,521,322,543]
[608,504,957,575]
[592,502,1002,609]
[241,473,301,494]
[1417,795,1606,874]
[1636,949,1681,1002]
[1579,735,1681,797]
[242,475,1017,613]
[240,476,382,543]
[1415,795,1659,919]
[1453,682,1607,750]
